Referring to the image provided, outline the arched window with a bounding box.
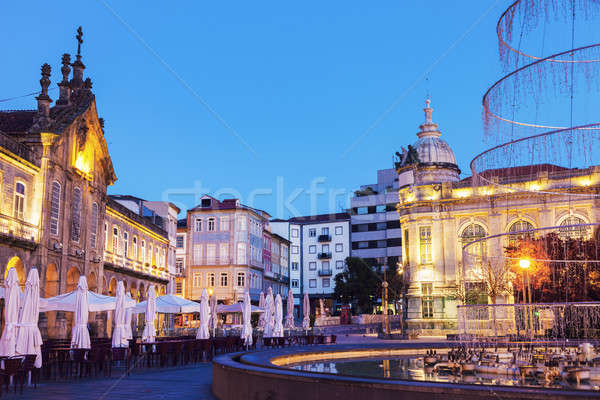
[132,236,138,260]
[508,220,534,245]
[50,181,61,235]
[141,240,146,264]
[14,182,25,220]
[71,187,82,242]
[460,223,487,257]
[90,202,98,248]
[559,216,590,240]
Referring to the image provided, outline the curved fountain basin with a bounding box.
[212,342,600,400]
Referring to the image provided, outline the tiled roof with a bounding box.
[286,212,350,224]
[0,110,36,134]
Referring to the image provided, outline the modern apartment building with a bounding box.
[271,213,350,316]
[350,168,403,268]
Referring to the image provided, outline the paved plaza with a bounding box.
[2,363,216,400]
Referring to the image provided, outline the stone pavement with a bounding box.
[2,363,216,400]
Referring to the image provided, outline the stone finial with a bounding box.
[70,26,86,89]
[417,98,441,138]
[31,64,54,132]
[84,77,93,90]
[56,53,72,106]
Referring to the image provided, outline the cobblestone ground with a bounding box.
[1,363,216,400]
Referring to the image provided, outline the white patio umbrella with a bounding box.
[16,269,42,367]
[216,303,264,314]
[209,291,218,337]
[132,294,200,314]
[40,289,135,312]
[273,294,283,337]
[263,287,274,337]
[196,289,210,339]
[0,268,21,356]
[124,298,133,341]
[112,281,129,348]
[142,285,156,343]
[71,276,91,349]
[284,289,294,329]
[257,291,266,328]
[241,290,253,347]
[302,293,310,331]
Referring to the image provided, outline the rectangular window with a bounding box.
[322,261,330,272]
[309,279,317,288]
[237,272,245,287]
[50,181,61,235]
[309,245,316,254]
[207,218,216,231]
[112,227,119,254]
[322,278,330,288]
[208,273,215,287]
[335,243,343,252]
[422,283,434,319]
[291,228,299,238]
[419,226,432,264]
[71,187,81,242]
[105,223,109,251]
[376,222,387,231]
[237,216,247,231]
[141,240,146,264]
[219,243,228,264]
[237,242,247,264]
[309,262,316,270]
[193,273,201,288]
[321,227,329,235]
[123,232,129,258]
[206,244,216,264]
[176,258,184,274]
[193,244,203,264]
[220,217,229,231]
[90,202,98,248]
[356,207,368,215]
[175,282,183,295]
[376,204,386,213]
[195,218,202,232]
[291,245,299,254]
[358,241,368,249]
[220,273,228,287]
[132,237,138,260]
[291,279,299,288]
[377,240,386,248]
[176,235,184,248]
[321,244,329,253]
[14,182,25,221]
[336,260,344,269]
[291,262,299,271]
[309,229,316,237]
[335,226,343,235]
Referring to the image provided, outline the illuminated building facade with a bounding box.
[0,29,171,338]
[396,100,600,335]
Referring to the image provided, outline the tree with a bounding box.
[334,257,381,314]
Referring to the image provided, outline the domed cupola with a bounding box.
[413,99,460,183]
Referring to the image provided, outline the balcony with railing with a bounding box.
[0,131,40,167]
[318,269,332,276]
[317,252,332,260]
[0,214,38,248]
[317,234,331,242]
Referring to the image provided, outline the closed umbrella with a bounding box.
[302,293,310,331]
[124,300,133,341]
[71,276,91,349]
[241,290,253,347]
[112,281,128,348]
[196,289,210,339]
[257,291,266,328]
[284,288,294,329]
[142,285,156,343]
[16,269,42,367]
[0,268,21,356]
[263,287,274,337]
[273,294,283,337]
[209,291,218,336]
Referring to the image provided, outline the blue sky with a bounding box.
[2,1,508,217]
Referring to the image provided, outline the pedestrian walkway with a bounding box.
[2,363,216,400]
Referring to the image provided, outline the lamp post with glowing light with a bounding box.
[519,258,533,336]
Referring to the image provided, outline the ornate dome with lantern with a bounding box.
[396,99,460,185]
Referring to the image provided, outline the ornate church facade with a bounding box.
[0,28,172,338]
[396,100,600,335]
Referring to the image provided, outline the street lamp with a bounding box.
[519,258,533,337]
